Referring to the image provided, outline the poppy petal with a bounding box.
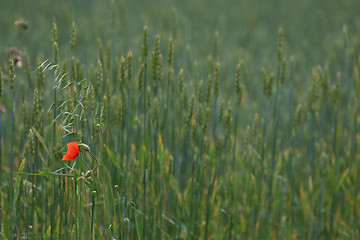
[62,142,79,161]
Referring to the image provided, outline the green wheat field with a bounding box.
[1,0,360,239]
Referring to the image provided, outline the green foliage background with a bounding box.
[0,0,360,239]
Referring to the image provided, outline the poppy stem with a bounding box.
[75,178,78,240]
[88,150,100,165]
[79,155,91,170]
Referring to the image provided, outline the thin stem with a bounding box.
[143,169,147,239]
[204,172,216,239]
[229,107,239,239]
[51,62,57,240]
[91,192,95,240]
[314,179,325,240]
[143,63,147,139]
[10,98,14,239]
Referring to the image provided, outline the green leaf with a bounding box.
[0,232,8,240]
[104,144,122,174]
[336,168,349,192]
[13,158,26,210]
[22,172,75,178]
[31,126,52,159]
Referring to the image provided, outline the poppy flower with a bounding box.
[62,142,79,161]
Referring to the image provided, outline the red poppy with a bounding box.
[62,142,79,161]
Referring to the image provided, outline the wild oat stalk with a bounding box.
[267,28,284,217]
[9,59,15,239]
[51,22,59,239]
[229,62,242,239]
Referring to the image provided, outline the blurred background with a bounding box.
[1,0,359,67]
